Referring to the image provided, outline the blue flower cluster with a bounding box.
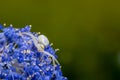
[0,24,67,80]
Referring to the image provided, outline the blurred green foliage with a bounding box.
[0,0,120,80]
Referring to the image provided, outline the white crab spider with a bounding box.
[20,32,59,66]
[38,35,49,47]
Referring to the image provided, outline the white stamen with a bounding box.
[29,25,32,28]
[27,50,30,53]
[3,23,6,26]
[37,32,41,34]
[50,43,53,46]
[10,24,13,26]
[55,48,60,52]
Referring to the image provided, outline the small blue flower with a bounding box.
[0,24,67,80]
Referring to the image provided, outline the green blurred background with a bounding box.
[0,0,120,80]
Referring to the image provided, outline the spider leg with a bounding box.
[20,32,39,49]
[42,51,59,65]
